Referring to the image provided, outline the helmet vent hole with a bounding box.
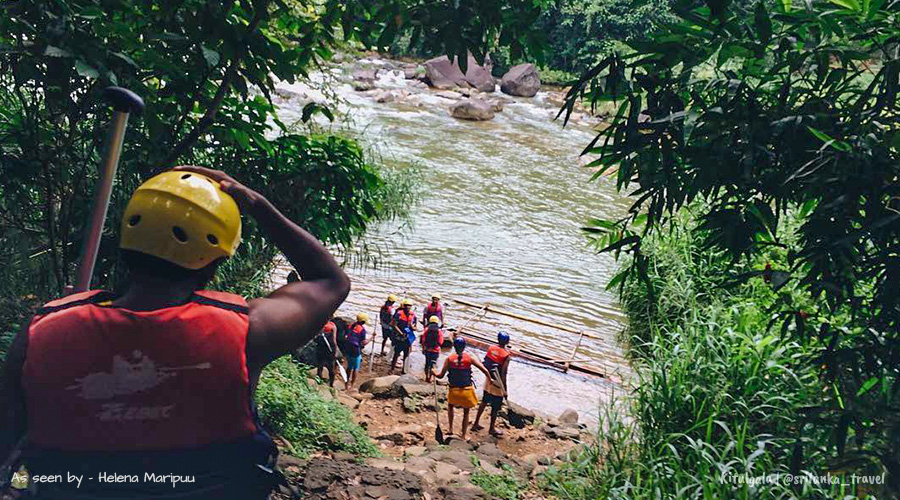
[207,234,219,245]
[172,226,189,243]
[181,174,191,180]
[128,215,141,227]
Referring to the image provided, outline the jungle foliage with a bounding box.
[549,212,867,499]
[577,0,900,492]
[0,0,545,340]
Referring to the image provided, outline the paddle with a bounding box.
[432,378,447,444]
[73,87,144,293]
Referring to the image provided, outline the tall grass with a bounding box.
[543,213,871,499]
[256,356,378,458]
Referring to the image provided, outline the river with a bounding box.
[272,57,633,425]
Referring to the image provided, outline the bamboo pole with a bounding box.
[452,302,491,336]
[452,298,602,340]
[368,311,379,372]
[563,330,586,373]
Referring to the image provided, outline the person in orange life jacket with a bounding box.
[420,316,444,383]
[432,337,490,441]
[379,294,398,356]
[0,166,350,500]
[421,293,443,327]
[315,319,339,387]
[389,299,416,374]
[345,313,370,390]
[471,331,512,438]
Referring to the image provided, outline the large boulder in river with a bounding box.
[500,63,541,97]
[424,54,495,92]
[450,98,495,121]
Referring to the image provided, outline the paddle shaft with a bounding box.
[73,87,144,292]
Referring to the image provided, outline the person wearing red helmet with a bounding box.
[315,319,339,387]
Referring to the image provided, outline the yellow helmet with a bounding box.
[357,312,370,323]
[401,298,413,306]
[428,315,440,324]
[387,294,398,303]
[120,171,241,270]
[431,293,442,300]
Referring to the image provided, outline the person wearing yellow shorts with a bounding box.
[433,337,490,441]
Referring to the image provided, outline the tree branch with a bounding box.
[160,1,269,168]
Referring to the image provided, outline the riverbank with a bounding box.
[270,350,594,500]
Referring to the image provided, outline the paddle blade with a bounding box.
[435,425,445,444]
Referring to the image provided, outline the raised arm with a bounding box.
[172,167,350,369]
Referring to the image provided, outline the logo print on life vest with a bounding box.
[66,350,211,400]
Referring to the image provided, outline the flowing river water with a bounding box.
[272,58,633,425]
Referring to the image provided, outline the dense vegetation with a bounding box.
[256,356,379,457]
[571,0,899,496]
[548,212,863,498]
[0,0,545,345]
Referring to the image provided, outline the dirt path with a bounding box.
[278,351,594,500]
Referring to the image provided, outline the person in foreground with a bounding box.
[0,167,350,499]
[420,315,443,383]
[345,313,370,390]
[432,337,490,441]
[471,331,512,438]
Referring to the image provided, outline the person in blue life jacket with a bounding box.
[390,299,416,374]
[432,337,490,442]
[471,331,512,438]
[379,294,398,356]
[420,316,444,383]
[345,313,370,390]
[0,167,351,500]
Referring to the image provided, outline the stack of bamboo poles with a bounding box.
[450,298,615,381]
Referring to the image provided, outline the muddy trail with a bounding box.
[272,352,593,500]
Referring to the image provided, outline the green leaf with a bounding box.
[780,0,792,12]
[827,0,861,10]
[301,102,334,123]
[202,46,220,67]
[44,46,72,58]
[74,60,100,79]
[856,376,879,396]
[111,52,137,68]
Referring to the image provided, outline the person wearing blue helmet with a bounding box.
[432,337,490,441]
[471,331,512,437]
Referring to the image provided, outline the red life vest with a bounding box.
[424,303,443,320]
[483,345,510,373]
[394,309,415,329]
[22,290,259,452]
[422,325,442,352]
[380,304,394,323]
[447,352,473,387]
[348,323,366,347]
